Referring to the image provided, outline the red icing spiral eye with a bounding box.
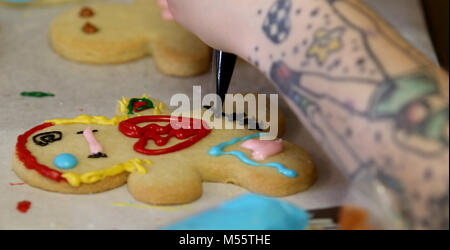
[118,115,211,155]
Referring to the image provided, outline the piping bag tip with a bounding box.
[215,50,237,104]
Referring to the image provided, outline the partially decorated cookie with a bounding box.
[13,94,316,205]
[49,0,211,76]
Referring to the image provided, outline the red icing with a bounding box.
[119,115,211,155]
[16,123,63,182]
[9,182,25,186]
[133,101,149,113]
[16,116,210,181]
[17,200,31,213]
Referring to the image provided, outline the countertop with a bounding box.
[0,0,436,229]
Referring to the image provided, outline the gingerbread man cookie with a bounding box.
[50,0,211,76]
[13,94,316,205]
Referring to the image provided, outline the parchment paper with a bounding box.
[0,0,436,229]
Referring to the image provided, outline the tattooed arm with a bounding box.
[165,0,449,229]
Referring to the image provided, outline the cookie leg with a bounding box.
[198,139,316,197]
[127,162,203,205]
[152,37,211,77]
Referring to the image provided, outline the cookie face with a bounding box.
[49,0,211,76]
[13,95,316,205]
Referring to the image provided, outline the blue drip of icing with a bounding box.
[208,133,298,178]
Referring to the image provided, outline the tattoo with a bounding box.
[271,61,449,155]
[260,0,449,228]
[307,27,346,65]
[425,187,449,229]
[263,0,292,44]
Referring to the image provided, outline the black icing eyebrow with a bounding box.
[33,131,62,147]
[76,129,98,135]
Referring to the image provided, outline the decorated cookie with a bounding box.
[13,94,316,205]
[49,0,211,76]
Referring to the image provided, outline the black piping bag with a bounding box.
[215,50,237,104]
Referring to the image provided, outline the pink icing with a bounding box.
[83,127,103,154]
[240,139,283,161]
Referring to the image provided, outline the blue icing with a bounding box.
[54,153,78,169]
[208,133,298,178]
[164,194,310,230]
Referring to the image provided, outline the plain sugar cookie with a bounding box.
[49,0,211,76]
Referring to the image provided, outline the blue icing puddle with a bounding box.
[164,194,310,230]
[208,133,298,178]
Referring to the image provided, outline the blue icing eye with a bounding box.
[54,153,78,169]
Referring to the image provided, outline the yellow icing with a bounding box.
[111,202,192,211]
[117,94,163,115]
[154,106,161,115]
[118,96,129,114]
[62,158,150,187]
[47,114,128,125]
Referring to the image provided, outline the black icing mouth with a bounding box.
[88,152,108,158]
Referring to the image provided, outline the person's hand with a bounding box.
[157,0,174,20]
[158,0,261,55]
